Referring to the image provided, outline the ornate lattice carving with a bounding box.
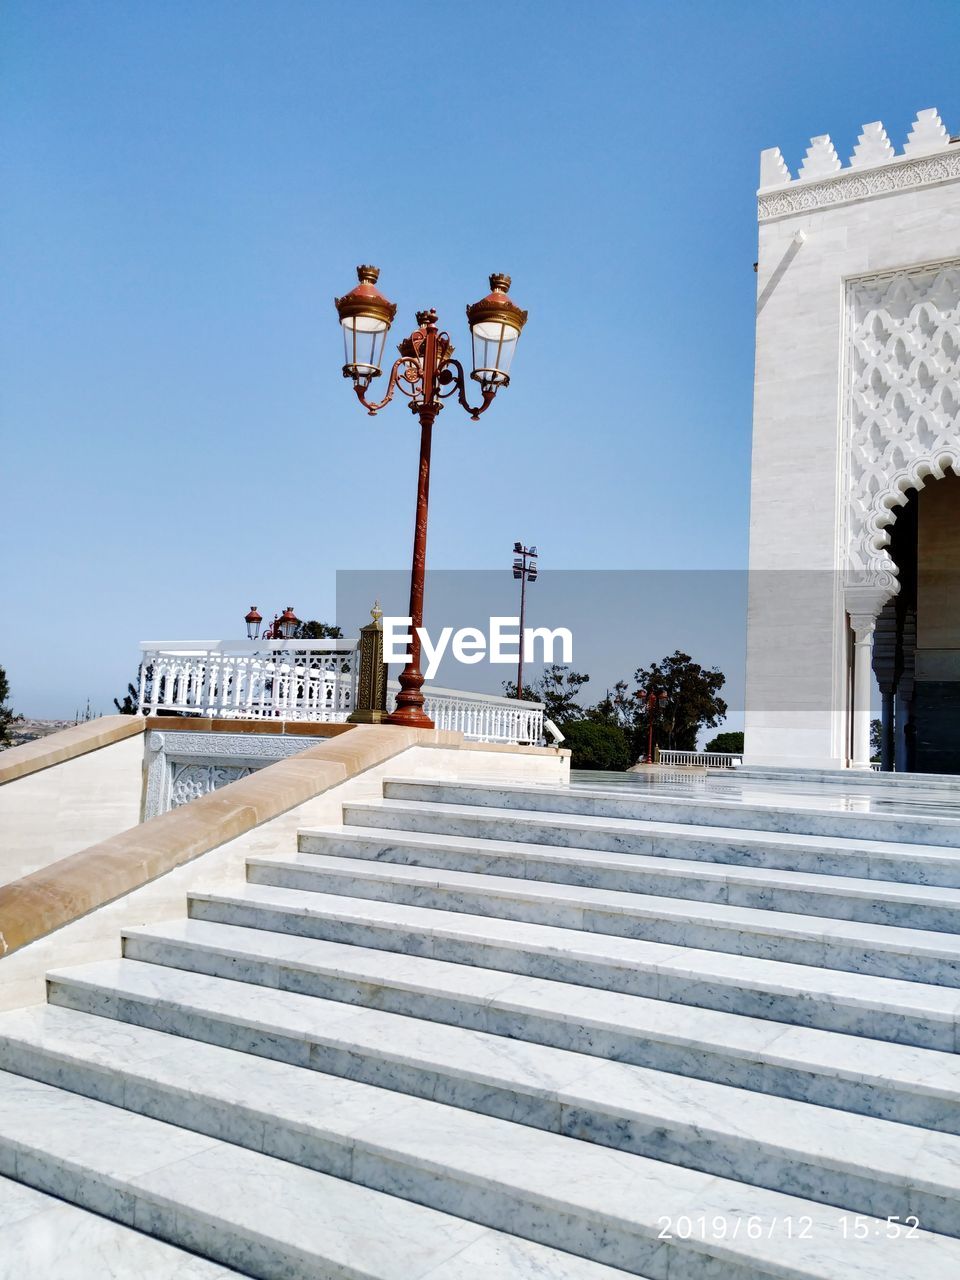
[845,261,960,578]
[170,763,252,808]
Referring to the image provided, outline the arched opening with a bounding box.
[873,471,960,772]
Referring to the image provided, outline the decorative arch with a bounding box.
[845,261,960,588]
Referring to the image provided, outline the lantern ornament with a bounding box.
[467,274,528,392]
[334,266,398,388]
[277,606,301,640]
[333,265,528,728]
[245,606,263,640]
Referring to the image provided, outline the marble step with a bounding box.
[185,881,960,1049]
[28,973,960,1265]
[121,918,960,1133]
[0,1067,634,1280]
[0,1173,238,1278]
[247,853,960,986]
[731,766,960,793]
[6,1002,960,1241]
[380,779,960,848]
[342,800,960,887]
[299,825,960,933]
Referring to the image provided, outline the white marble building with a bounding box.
[744,109,960,770]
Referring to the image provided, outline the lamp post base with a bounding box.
[385,665,435,730]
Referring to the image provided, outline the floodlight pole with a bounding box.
[512,543,538,700]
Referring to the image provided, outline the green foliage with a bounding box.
[114,683,138,715]
[704,730,744,754]
[0,663,23,746]
[561,719,631,771]
[295,620,343,640]
[871,717,882,763]
[500,679,539,702]
[586,680,634,730]
[505,653,732,763]
[630,651,728,755]
[502,664,590,725]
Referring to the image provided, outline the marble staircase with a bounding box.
[3,773,960,1277]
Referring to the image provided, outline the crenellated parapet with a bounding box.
[758,108,959,221]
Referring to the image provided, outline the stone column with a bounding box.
[850,613,877,770]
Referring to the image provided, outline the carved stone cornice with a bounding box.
[758,149,960,222]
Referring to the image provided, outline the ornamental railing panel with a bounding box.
[138,640,360,722]
[386,680,545,745]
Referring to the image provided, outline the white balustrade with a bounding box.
[137,643,546,744]
[386,681,545,745]
[656,749,742,769]
[138,640,359,722]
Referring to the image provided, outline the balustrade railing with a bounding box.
[387,681,545,745]
[137,642,546,744]
[656,749,741,769]
[138,641,359,722]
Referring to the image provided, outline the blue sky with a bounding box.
[3,0,959,717]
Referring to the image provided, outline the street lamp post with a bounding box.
[637,687,669,764]
[335,267,527,728]
[512,542,538,699]
[244,605,301,641]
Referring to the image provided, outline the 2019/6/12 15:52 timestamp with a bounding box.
[656,1214,922,1241]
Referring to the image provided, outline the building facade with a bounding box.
[744,109,960,769]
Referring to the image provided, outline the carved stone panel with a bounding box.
[145,731,317,819]
[845,260,960,579]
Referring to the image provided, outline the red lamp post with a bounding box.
[335,267,528,728]
[637,687,669,764]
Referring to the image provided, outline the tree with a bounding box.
[114,682,138,715]
[0,664,23,746]
[114,663,159,715]
[295,621,342,640]
[704,730,744,754]
[631,651,727,754]
[503,664,590,725]
[562,720,631,771]
[500,679,540,702]
[586,680,634,730]
[870,718,882,763]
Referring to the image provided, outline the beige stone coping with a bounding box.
[457,740,571,759]
[0,725,456,959]
[0,715,147,785]
[143,716,355,738]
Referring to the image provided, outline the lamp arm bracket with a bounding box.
[444,358,496,421]
[354,357,420,416]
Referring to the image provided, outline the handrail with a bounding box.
[139,639,358,654]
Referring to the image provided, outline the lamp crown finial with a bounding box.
[357,265,380,284]
[416,307,438,327]
[489,272,512,293]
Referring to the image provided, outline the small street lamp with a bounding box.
[512,543,538,700]
[335,266,528,727]
[637,687,669,764]
[245,606,263,640]
[244,605,300,641]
